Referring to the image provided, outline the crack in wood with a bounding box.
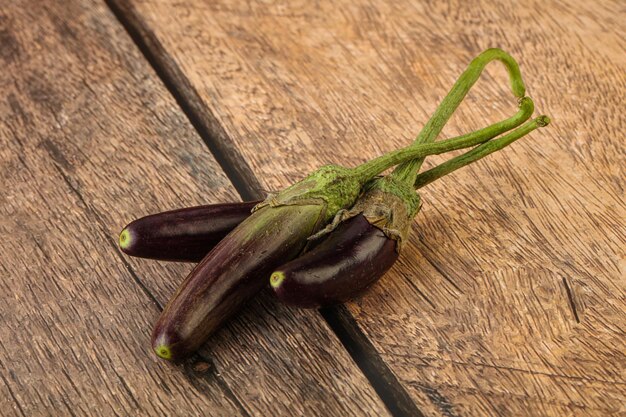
[562,277,581,323]
[52,161,164,311]
[401,274,437,309]
[422,253,464,294]
[320,305,426,417]
[415,384,458,417]
[441,358,625,386]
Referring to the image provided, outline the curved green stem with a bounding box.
[353,97,534,182]
[392,48,527,185]
[413,116,551,189]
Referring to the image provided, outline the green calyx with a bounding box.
[311,176,421,247]
[258,108,540,225]
[352,177,421,250]
[244,203,325,243]
[366,176,422,218]
[254,164,362,224]
[253,132,472,223]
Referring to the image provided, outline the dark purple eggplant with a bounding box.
[119,201,259,262]
[150,161,406,361]
[270,214,398,308]
[151,203,324,361]
[149,109,550,360]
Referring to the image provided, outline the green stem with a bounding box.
[353,97,534,182]
[392,48,527,185]
[413,116,551,189]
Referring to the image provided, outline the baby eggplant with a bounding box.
[151,203,325,361]
[119,201,259,262]
[150,113,550,360]
[270,214,398,308]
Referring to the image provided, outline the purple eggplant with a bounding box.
[149,111,548,360]
[270,214,398,308]
[151,203,325,361]
[119,201,259,262]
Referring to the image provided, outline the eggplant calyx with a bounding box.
[253,164,362,224]
[310,177,421,252]
[351,187,417,253]
[307,208,352,241]
[368,175,422,217]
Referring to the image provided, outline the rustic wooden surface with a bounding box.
[108,0,626,416]
[0,1,393,416]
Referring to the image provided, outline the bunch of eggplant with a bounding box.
[119,49,550,362]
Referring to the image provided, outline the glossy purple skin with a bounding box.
[272,214,398,308]
[120,201,259,262]
[151,203,322,361]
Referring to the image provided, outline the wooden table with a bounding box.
[1,1,624,416]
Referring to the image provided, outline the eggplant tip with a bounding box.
[119,228,132,250]
[270,271,285,289]
[153,343,173,361]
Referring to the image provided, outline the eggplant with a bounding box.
[270,214,398,308]
[151,203,324,361]
[150,111,550,361]
[119,201,259,262]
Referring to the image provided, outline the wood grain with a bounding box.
[116,0,626,415]
[0,1,391,416]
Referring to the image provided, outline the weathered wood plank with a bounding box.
[0,1,390,416]
[116,0,626,415]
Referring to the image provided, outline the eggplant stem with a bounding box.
[352,96,534,182]
[392,48,528,185]
[413,116,551,189]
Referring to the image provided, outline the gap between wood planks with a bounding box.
[105,0,423,416]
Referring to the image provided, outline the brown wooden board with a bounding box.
[0,1,391,416]
[114,0,626,415]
